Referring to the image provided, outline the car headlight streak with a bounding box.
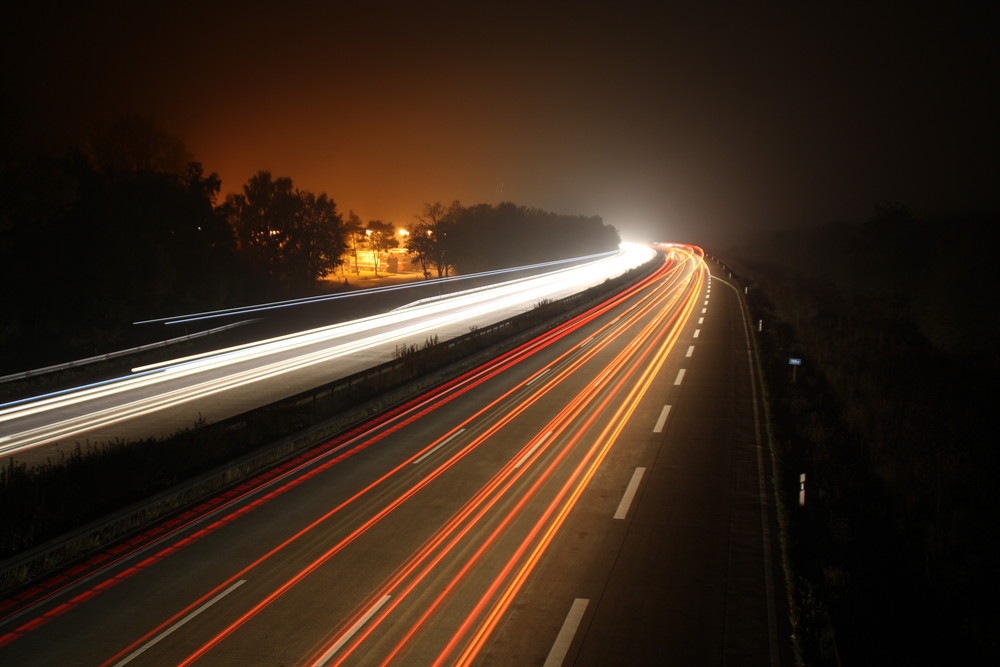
[0,246,655,456]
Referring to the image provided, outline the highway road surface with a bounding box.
[0,243,792,665]
[0,246,653,463]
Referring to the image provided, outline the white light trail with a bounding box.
[136,251,620,326]
[0,245,656,458]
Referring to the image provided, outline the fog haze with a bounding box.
[3,1,996,244]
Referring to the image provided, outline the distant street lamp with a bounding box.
[365,228,375,269]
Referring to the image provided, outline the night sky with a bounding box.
[3,1,997,246]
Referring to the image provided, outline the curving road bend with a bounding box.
[0,243,792,665]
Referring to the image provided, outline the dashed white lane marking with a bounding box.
[412,428,466,464]
[544,598,590,667]
[653,405,672,433]
[313,594,392,666]
[526,368,551,385]
[114,579,247,666]
[614,467,647,520]
[674,368,686,385]
[686,345,695,358]
[515,431,552,468]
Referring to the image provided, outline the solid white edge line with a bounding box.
[714,270,781,665]
[114,579,247,666]
[653,405,672,433]
[515,431,552,468]
[614,467,646,520]
[674,368,686,385]
[543,598,590,667]
[313,594,392,667]
[412,428,466,464]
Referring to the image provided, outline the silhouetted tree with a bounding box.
[223,171,346,286]
[446,202,620,273]
[224,171,297,272]
[344,210,365,275]
[296,191,348,280]
[0,115,237,368]
[407,224,434,278]
[362,219,398,276]
[410,200,459,277]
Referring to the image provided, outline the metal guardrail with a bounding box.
[0,320,257,385]
[0,254,663,592]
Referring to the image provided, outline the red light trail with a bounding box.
[2,245,709,667]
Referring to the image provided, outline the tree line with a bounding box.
[406,200,620,278]
[719,204,998,664]
[0,114,619,373]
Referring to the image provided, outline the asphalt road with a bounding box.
[0,247,652,465]
[0,244,792,665]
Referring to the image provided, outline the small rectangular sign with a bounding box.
[788,358,802,365]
